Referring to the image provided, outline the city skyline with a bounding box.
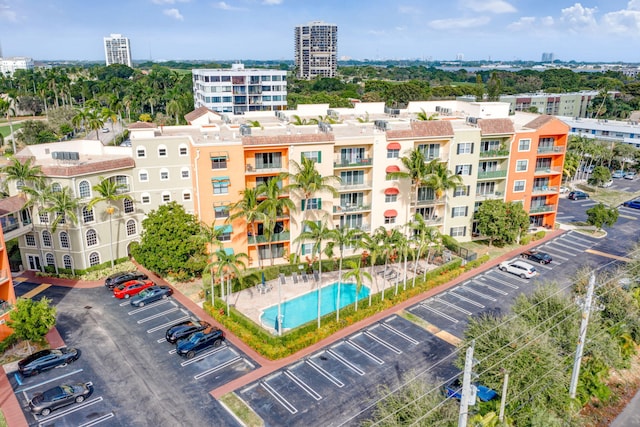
[0,0,639,63]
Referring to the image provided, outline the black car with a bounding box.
[166,319,212,344]
[29,382,92,416]
[568,191,589,201]
[130,285,173,307]
[105,271,148,289]
[18,348,81,377]
[521,249,553,264]
[176,327,225,359]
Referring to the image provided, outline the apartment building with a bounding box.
[294,21,338,80]
[0,56,34,77]
[0,212,15,340]
[104,33,132,67]
[192,64,287,115]
[558,115,640,148]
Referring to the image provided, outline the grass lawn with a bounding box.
[0,123,23,138]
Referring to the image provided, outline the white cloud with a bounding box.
[429,16,490,30]
[163,8,184,20]
[460,0,516,14]
[559,3,598,31]
[0,4,17,22]
[214,1,245,11]
[398,5,421,15]
[507,15,554,31]
[152,0,189,4]
[601,9,640,34]
[628,0,640,11]
[262,0,282,5]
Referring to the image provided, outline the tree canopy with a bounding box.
[8,297,57,344]
[586,203,619,231]
[474,199,530,246]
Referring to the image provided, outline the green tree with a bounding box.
[586,203,619,231]
[342,260,371,312]
[131,202,207,280]
[85,108,105,142]
[588,165,612,188]
[229,187,265,268]
[388,148,430,225]
[0,156,43,193]
[8,297,57,352]
[475,199,528,246]
[486,71,502,101]
[209,248,248,316]
[16,120,58,145]
[192,221,226,304]
[256,176,295,266]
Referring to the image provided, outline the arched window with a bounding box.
[60,231,70,249]
[159,168,169,181]
[42,230,52,247]
[141,193,151,204]
[63,255,72,270]
[179,144,188,156]
[181,167,190,179]
[182,190,192,201]
[139,169,149,182]
[158,144,168,157]
[124,198,134,214]
[126,220,137,236]
[110,175,130,193]
[78,180,91,199]
[86,229,98,247]
[52,183,62,193]
[82,206,94,223]
[88,252,100,267]
[45,253,55,267]
[161,191,171,203]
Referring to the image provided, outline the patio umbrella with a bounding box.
[261,272,266,286]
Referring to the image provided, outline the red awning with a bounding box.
[385,165,400,173]
[387,142,401,150]
[384,188,399,195]
[384,209,398,217]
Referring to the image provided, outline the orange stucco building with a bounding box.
[0,224,16,340]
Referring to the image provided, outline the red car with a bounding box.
[113,280,155,299]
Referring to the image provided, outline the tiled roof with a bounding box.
[40,158,135,177]
[242,133,335,146]
[477,118,515,135]
[128,121,157,129]
[523,115,555,130]
[184,106,218,123]
[386,120,454,139]
[0,195,27,216]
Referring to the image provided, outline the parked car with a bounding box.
[166,319,212,344]
[624,171,637,180]
[113,279,155,299]
[600,179,613,188]
[559,186,570,193]
[18,348,81,377]
[443,378,498,402]
[130,285,173,307]
[498,260,537,279]
[101,127,110,133]
[623,199,640,210]
[520,249,553,264]
[176,327,225,359]
[612,170,625,179]
[28,382,92,416]
[104,271,148,289]
[568,191,589,201]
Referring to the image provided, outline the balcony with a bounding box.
[245,163,285,174]
[475,191,503,200]
[0,300,12,317]
[334,158,373,168]
[342,223,371,232]
[537,145,565,154]
[337,181,372,191]
[479,149,510,158]
[248,231,290,245]
[534,166,562,175]
[415,198,440,206]
[532,186,558,194]
[425,216,444,225]
[333,204,371,214]
[529,204,555,214]
[0,273,9,285]
[477,170,507,180]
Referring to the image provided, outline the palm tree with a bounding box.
[85,108,105,142]
[101,107,118,138]
[229,187,264,268]
[395,233,414,293]
[71,107,88,135]
[410,214,440,288]
[388,148,431,231]
[256,176,295,266]
[23,181,55,273]
[325,225,360,321]
[166,99,181,125]
[416,108,438,121]
[342,260,371,312]
[48,187,79,275]
[87,177,131,267]
[193,222,225,305]
[209,249,248,316]
[0,98,16,154]
[1,156,43,193]
[423,159,463,220]
[360,231,384,306]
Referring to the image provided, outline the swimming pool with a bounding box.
[260,282,370,330]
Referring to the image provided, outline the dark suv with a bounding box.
[166,319,212,344]
[176,327,225,359]
[104,271,148,289]
[568,191,589,201]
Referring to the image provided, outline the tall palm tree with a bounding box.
[388,148,431,231]
[85,108,105,142]
[0,98,16,154]
[423,159,463,220]
[48,187,79,275]
[325,225,360,321]
[342,260,371,312]
[71,107,88,135]
[229,187,265,268]
[1,156,43,193]
[101,107,118,138]
[360,231,384,306]
[166,99,181,125]
[256,176,295,266]
[209,249,248,316]
[410,214,440,288]
[23,181,55,273]
[192,221,225,305]
[87,177,131,267]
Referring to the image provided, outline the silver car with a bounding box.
[498,260,537,279]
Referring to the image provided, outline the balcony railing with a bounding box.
[342,223,371,232]
[337,181,372,191]
[0,274,9,285]
[415,198,441,206]
[0,300,12,316]
[334,158,373,168]
[532,186,558,194]
[534,166,562,175]
[475,191,503,200]
[1,218,20,233]
[477,170,507,179]
[333,204,371,213]
[530,204,555,214]
[479,149,510,158]
[537,145,565,154]
[248,231,290,244]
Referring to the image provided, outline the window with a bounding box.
[516,160,528,172]
[63,255,72,270]
[139,170,149,182]
[25,234,36,247]
[78,180,91,198]
[211,156,228,169]
[457,142,474,154]
[60,231,70,249]
[82,206,94,223]
[141,193,150,204]
[513,180,526,192]
[162,192,171,203]
[158,145,167,157]
[86,229,97,246]
[183,191,192,201]
[302,198,321,211]
[111,175,129,193]
[181,168,190,179]
[215,225,232,242]
[160,168,169,181]
[212,177,230,195]
[214,205,229,219]
[450,226,466,237]
[258,243,284,259]
[89,252,100,267]
[477,182,496,195]
[42,231,52,247]
[45,253,55,267]
[451,206,469,217]
[302,151,321,163]
[387,149,399,158]
[52,183,62,193]
[455,164,472,175]
[518,139,531,151]
[54,212,66,225]
[385,194,397,203]
[179,145,188,156]
[126,220,137,236]
[255,152,282,169]
[340,170,364,186]
[418,143,440,159]
[136,147,146,158]
[384,216,396,224]
[453,186,470,197]
[301,243,313,256]
[124,198,134,214]
[39,211,49,224]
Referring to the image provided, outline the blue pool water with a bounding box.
[260,282,370,330]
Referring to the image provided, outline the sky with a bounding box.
[1,0,640,63]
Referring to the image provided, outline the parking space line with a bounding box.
[37,396,103,426]
[284,370,322,401]
[555,216,574,221]
[415,303,459,323]
[137,307,179,324]
[345,340,384,365]
[482,276,520,290]
[127,299,173,315]
[540,244,578,257]
[17,369,84,394]
[566,232,597,244]
[579,201,596,207]
[78,413,115,427]
[381,322,420,345]
[260,381,298,414]
[492,271,527,285]
[180,345,232,366]
[475,281,509,296]
[147,316,190,333]
[327,349,365,376]
[449,289,488,306]
[194,356,242,380]
[363,331,402,354]
[306,359,345,388]
[433,297,472,315]
[559,237,591,248]
[118,300,130,307]
[540,247,569,261]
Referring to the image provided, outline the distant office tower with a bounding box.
[104,34,132,67]
[541,52,554,62]
[294,21,338,80]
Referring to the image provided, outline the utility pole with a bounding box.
[458,340,475,427]
[569,273,596,399]
[499,370,509,422]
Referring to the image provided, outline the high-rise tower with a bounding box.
[104,34,132,67]
[294,21,337,80]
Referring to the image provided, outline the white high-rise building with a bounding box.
[104,34,132,67]
[0,57,34,76]
[294,21,338,80]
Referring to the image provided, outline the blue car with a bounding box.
[623,199,640,210]
[130,285,173,307]
[176,327,225,359]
